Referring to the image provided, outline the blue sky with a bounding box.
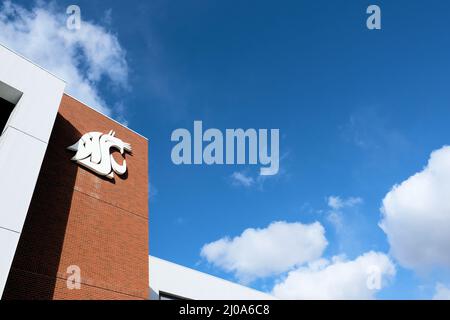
[4,0,450,299]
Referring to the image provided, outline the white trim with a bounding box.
[64,93,149,141]
[0,43,148,141]
[149,256,275,300]
[0,43,65,83]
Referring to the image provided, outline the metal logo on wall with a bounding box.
[67,130,132,179]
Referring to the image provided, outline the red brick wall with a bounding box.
[3,95,149,300]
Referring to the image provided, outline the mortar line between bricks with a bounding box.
[73,188,149,221]
[10,267,148,300]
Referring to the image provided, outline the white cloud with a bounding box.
[201,221,328,283]
[327,211,344,230]
[328,196,344,210]
[326,196,363,230]
[230,172,255,187]
[328,196,362,210]
[229,153,290,190]
[341,108,409,154]
[0,1,128,118]
[380,146,450,271]
[272,251,396,300]
[433,283,450,300]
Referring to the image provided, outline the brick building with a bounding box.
[0,44,273,301]
[0,44,148,299]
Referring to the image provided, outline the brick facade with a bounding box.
[3,95,149,300]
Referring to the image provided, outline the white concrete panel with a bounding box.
[0,44,65,143]
[0,228,20,297]
[0,44,66,298]
[149,256,275,300]
[0,127,48,232]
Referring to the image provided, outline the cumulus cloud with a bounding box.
[201,221,328,283]
[0,1,128,118]
[272,251,396,300]
[230,172,255,187]
[433,283,450,300]
[380,146,450,271]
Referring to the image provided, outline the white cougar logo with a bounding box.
[67,130,132,179]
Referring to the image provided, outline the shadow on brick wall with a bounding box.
[3,114,80,300]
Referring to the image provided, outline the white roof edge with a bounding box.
[149,256,276,300]
[0,42,148,142]
[63,93,149,141]
[0,42,66,84]
[149,256,237,288]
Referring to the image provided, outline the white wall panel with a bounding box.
[0,44,66,298]
[0,127,48,231]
